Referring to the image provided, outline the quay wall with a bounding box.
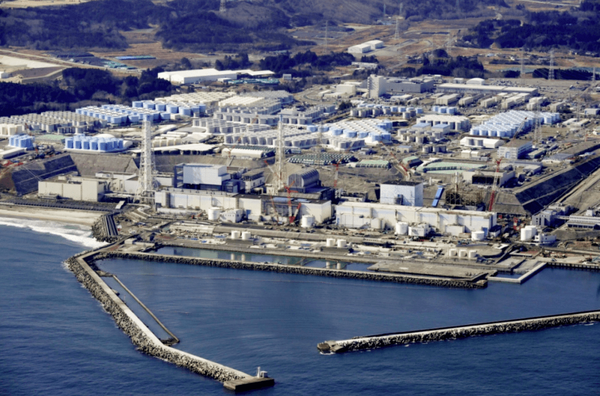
[65,253,250,382]
[547,261,600,271]
[317,310,600,353]
[92,251,487,289]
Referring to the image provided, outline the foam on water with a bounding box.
[0,216,105,248]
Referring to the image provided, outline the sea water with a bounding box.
[1,219,600,395]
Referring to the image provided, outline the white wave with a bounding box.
[0,216,106,248]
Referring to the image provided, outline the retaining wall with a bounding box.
[317,310,600,353]
[92,251,487,289]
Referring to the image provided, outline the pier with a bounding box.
[66,246,275,391]
[317,310,600,354]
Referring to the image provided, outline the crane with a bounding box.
[487,158,503,212]
[381,145,410,180]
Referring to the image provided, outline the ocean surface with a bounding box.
[1,218,600,395]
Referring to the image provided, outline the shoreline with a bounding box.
[0,205,103,226]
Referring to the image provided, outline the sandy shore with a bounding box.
[0,205,103,226]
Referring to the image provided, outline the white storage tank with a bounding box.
[208,207,221,221]
[471,231,485,241]
[231,230,241,239]
[458,249,468,258]
[336,262,346,270]
[337,239,347,248]
[371,218,382,230]
[468,250,477,260]
[326,238,336,247]
[448,248,457,257]
[301,215,315,228]
[241,231,252,240]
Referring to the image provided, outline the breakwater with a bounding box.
[92,250,487,289]
[65,250,274,390]
[317,310,600,353]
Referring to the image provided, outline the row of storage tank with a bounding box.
[447,249,478,260]
[356,104,423,113]
[431,106,458,115]
[8,134,34,149]
[230,230,253,240]
[470,111,560,138]
[76,102,205,124]
[64,135,126,152]
[132,100,206,115]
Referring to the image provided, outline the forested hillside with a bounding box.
[0,0,510,52]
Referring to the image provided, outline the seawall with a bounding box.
[65,250,269,387]
[92,250,487,289]
[317,310,600,353]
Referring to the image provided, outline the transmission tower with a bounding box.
[549,50,555,81]
[137,120,156,204]
[534,103,541,145]
[383,1,386,20]
[593,66,596,83]
[276,115,285,192]
[325,20,328,50]
[219,0,226,12]
[520,49,525,79]
[395,17,400,40]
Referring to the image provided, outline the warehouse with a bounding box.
[38,177,108,202]
[380,181,424,206]
[157,69,274,85]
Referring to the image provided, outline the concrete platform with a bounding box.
[368,261,493,280]
[223,377,275,392]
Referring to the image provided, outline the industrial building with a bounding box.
[498,140,533,159]
[366,75,435,98]
[415,114,470,131]
[38,176,108,202]
[437,83,538,96]
[460,137,505,149]
[0,111,99,134]
[348,40,384,54]
[173,164,243,193]
[157,69,274,85]
[335,201,497,235]
[380,181,424,206]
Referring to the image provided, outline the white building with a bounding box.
[498,140,533,159]
[38,177,108,202]
[460,137,505,149]
[157,69,273,85]
[415,115,470,131]
[335,201,496,234]
[380,181,423,206]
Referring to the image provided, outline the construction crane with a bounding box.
[381,145,411,180]
[487,158,503,212]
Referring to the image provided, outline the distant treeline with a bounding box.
[0,67,172,117]
[461,0,600,53]
[258,51,355,77]
[395,53,485,78]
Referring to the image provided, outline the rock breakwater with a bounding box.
[65,253,250,383]
[92,251,487,289]
[317,310,600,353]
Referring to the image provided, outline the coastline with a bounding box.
[0,205,103,226]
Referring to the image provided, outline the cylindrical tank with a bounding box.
[231,230,241,239]
[371,218,382,230]
[336,262,346,270]
[208,208,221,221]
[471,231,485,241]
[448,248,457,257]
[241,231,252,240]
[468,250,477,260]
[337,239,347,248]
[301,215,315,228]
[459,249,468,258]
[326,238,336,247]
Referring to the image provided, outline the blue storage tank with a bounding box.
[198,104,207,113]
[358,131,369,138]
[65,137,74,149]
[416,107,423,114]
[343,130,357,138]
[117,139,124,149]
[332,128,343,136]
[143,102,155,110]
[391,106,398,112]
[75,140,82,149]
[167,104,178,114]
[83,140,90,150]
[129,115,140,123]
[99,141,107,151]
[179,107,192,116]
[132,101,143,108]
[307,125,318,132]
[91,139,98,151]
[381,133,391,143]
[161,113,171,120]
[155,103,166,111]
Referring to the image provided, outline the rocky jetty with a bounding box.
[317,310,600,353]
[92,251,487,289]
[65,254,249,383]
